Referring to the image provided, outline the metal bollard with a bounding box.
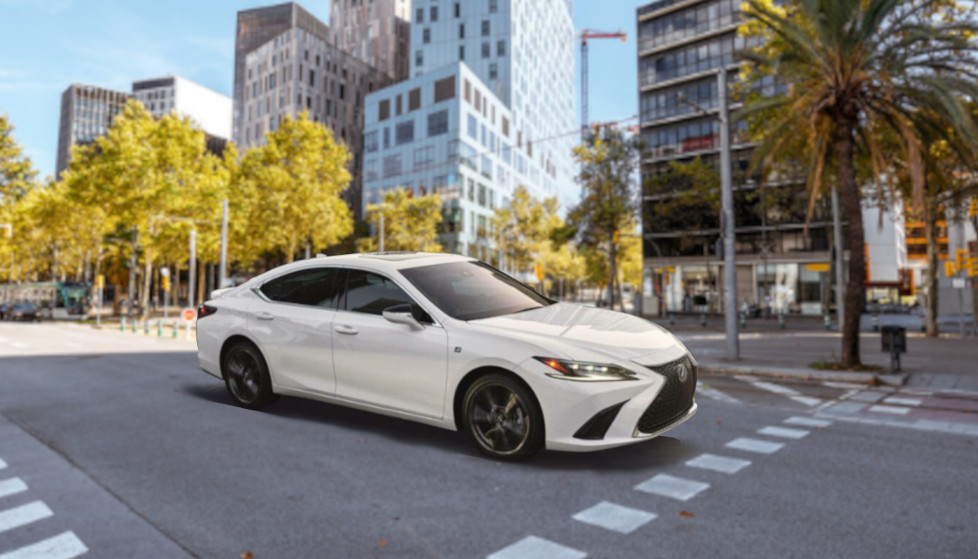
[740,312,746,328]
[872,315,879,332]
[120,316,126,332]
[172,320,178,339]
[779,312,785,329]
[157,319,163,337]
[669,313,675,326]
[131,319,137,333]
[701,312,707,328]
[144,320,149,335]
[823,313,830,330]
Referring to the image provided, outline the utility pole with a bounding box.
[831,187,845,330]
[718,67,739,360]
[218,199,228,289]
[188,229,196,308]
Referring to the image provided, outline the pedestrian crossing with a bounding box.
[0,457,87,559]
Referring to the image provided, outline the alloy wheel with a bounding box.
[468,384,531,455]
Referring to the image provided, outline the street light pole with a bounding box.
[718,67,740,360]
[218,199,228,289]
[188,229,196,308]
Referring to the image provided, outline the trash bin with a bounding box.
[881,325,906,372]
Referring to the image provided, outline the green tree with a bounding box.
[570,127,641,310]
[739,0,978,366]
[492,185,563,276]
[0,115,38,281]
[357,188,443,252]
[238,112,353,263]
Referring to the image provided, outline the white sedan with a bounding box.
[196,252,697,460]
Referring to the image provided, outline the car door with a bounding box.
[248,267,342,394]
[331,268,449,419]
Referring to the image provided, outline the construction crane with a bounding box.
[579,29,627,138]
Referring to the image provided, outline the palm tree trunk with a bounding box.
[924,196,939,337]
[836,127,864,368]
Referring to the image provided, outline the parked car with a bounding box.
[196,253,697,460]
[6,301,39,321]
[0,301,11,320]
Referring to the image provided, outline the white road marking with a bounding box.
[784,416,832,428]
[487,536,586,559]
[750,381,799,396]
[634,474,710,501]
[821,401,867,415]
[0,501,53,534]
[0,531,89,559]
[685,453,751,474]
[848,391,888,403]
[725,437,785,454]
[790,396,823,407]
[0,478,28,500]
[883,397,923,407]
[0,458,6,470]
[695,382,741,404]
[571,501,656,534]
[823,381,866,390]
[758,426,809,439]
[868,404,911,415]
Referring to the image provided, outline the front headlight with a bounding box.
[534,357,639,382]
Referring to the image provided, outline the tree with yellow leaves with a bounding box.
[358,188,443,252]
[492,185,563,277]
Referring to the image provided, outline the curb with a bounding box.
[698,362,909,386]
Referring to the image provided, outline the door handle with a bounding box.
[255,311,275,321]
[334,324,359,335]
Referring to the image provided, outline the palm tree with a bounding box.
[738,0,978,367]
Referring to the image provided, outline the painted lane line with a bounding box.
[758,426,809,439]
[751,381,800,396]
[0,501,53,534]
[725,437,785,454]
[823,381,866,390]
[695,382,741,404]
[487,536,586,559]
[848,391,887,403]
[0,459,6,470]
[685,453,751,474]
[883,397,923,407]
[634,474,710,502]
[868,404,911,415]
[0,531,89,559]
[0,478,28,500]
[784,416,832,428]
[790,396,823,407]
[572,501,657,534]
[821,401,867,415]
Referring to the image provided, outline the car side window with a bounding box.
[341,269,417,316]
[259,268,342,308]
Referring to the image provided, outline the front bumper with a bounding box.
[518,356,697,452]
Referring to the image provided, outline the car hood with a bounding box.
[468,302,688,366]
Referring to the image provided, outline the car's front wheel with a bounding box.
[222,341,277,410]
[462,373,543,460]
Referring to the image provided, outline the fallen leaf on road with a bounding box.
[715,419,722,424]
[379,539,386,547]
[242,553,253,559]
[678,510,695,518]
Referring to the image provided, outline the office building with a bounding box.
[56,84,130,176]
[132,75,232,141]
[637,0,836,316]
[330,0,411,82]
[235,2,392,218]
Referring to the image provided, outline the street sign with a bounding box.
[535,264,544,281]
[183,308,196,321]
[805,263,831,273]
[952,278,966,289]
[96,274,104,289]
[945,261,956,278]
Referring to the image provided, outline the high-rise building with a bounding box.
[132,75,232,141]
[637,0,836,317]
[361,0,578,261]
[234,2,392,219]
[56,84,130,176]
[330,0,411,82]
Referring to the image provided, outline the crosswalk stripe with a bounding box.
[686,453,751,474]
[869,404,911,415]
[635,474,710,501]
[883,397,923,407]
[0,459,6,470]
[0,531,89,559]
[790,396,823,407]
[572,501,657,534]
[696,382,741,404]
[0,501,53,534]
[725,437,785,454]
[784,416,832,428]
[758,426,809,439]
[0,478,28,500]
[487,536,586,559]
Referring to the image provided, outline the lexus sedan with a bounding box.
[196,252,697,460]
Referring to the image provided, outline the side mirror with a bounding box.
[383,303,424,331]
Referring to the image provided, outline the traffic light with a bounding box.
[161,275,171,292]
[970,199,978,217]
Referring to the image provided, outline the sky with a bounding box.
[0,0,647,179]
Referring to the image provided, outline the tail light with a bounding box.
[197,304,217,319]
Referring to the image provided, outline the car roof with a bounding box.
[312,251,475,270]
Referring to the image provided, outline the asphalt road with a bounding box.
[0,322,976,558]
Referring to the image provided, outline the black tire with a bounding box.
[462,373,544,460]
[221,341,278,410]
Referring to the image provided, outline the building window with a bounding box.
[422,28,431,44]
[467,113,477,140]
[430,6,438,21]
[383,127,390,149]
[379,99,390,121]
[408,88,421,111]
[454,2,460,17]
[482,20,490,36]
[489,63,498,80]
[414,145,435,168]
[434,76,456,102]
[365,131,378,153]
[459,23,465,39]
[497,40,506,57]
[482,42,490,58]
[309,70,315,87]
[428,109,449,136]
[395,94,402,115]
[396,120,415,145]
[489,0,498,13]
[416,7,423,22]
[502,116,510,137]
[416,49,424,66]
[459,45,465,60]
[464,79,471,103]
[383,154,402,178]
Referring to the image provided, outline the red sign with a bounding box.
[183,308,196,321]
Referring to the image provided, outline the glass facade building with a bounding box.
[56,84,130,176]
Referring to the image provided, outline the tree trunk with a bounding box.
[198,261,207,305]
[923,196,939,337]
[608,233,617,310]
[141,255,153,320]
[835,126,864,368]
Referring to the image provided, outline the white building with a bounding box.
[131,76,232,141]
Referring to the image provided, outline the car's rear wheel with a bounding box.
[222,341,277,410]
[462,373,543,460]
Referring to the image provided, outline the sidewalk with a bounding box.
[673,326,978,391]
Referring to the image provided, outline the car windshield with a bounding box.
[400,261,553,321]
